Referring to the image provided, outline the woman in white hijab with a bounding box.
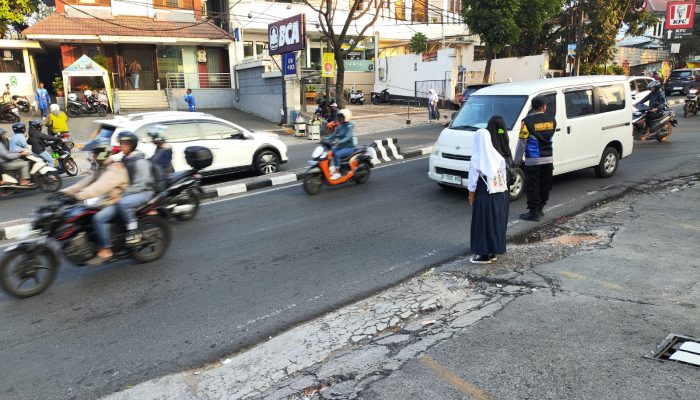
[467,127,509,264]
[428,89,439,122]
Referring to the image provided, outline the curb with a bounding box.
[0,141,433,242]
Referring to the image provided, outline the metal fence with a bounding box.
[166,73,232,90]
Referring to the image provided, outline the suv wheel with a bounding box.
[253,150,279,175]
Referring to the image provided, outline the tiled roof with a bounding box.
[23,13,232,40]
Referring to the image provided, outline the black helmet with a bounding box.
[29,119,42,131]
[648,80,661,91]
[12,122,25,134]
[117,131,139,148]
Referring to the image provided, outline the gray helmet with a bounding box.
[647,80,661,90]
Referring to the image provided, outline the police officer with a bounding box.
[513,97,556,221]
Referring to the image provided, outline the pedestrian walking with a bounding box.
[184,88,196,112]
[428,88,439,122]
[468,123,510,264]
[129,59,141,90]
[513,97,556,221]
[36,82,51,118]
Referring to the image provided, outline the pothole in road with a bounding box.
[645,334,700,368]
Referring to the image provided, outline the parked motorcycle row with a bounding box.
[66,91,108,117]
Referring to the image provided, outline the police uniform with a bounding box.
[513,112,556,215]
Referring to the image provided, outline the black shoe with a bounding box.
[537,208,545,218]
[125,230,142,246]
[470,255,492,264]
[519,211,541,221]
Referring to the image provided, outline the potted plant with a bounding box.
[52,76,64,97]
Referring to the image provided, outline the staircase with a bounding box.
[117,90,170,112]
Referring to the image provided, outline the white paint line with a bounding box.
[587,191,598,196]
[270,174,298,186]
[421,146,434,155]
[3,224,33,240]
[216,183,248,197]
[545,203,563,212]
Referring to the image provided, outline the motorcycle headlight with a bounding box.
[690,89,698,94]
[311,145,325,159]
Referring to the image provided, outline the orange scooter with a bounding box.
[302,139,374,195]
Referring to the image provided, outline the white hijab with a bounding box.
[470,128,505,180]
[429,89,438,102]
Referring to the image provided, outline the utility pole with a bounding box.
[574,6,584,76]
[325,35,331,101]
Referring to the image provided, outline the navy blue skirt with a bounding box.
[470,178,509,255]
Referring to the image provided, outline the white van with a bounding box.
[428,76,634,200]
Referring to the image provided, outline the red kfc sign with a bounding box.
[665,1,696,30]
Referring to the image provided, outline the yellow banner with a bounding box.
[322,53,335,78]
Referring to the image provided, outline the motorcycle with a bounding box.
[0,194,171,298]
[11,95,31,114]
[48,139,79,177]
[371,88,390,105]
[156,146,213,221]
[302,139,374,195]
[0,103,20,123]
[684,88,698,118]
[0,154,62,195]
[66,92,107,117]
[632,104,678,142]
[349,90,365,105]
[52,132,75,150]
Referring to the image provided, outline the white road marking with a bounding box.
[386,140,404,160]
[270,174,298,186]
[216,183,247,197]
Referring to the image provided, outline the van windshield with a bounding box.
[451,95,528,131]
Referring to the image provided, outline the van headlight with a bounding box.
[431,147,440,156]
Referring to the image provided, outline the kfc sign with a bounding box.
[268,14,306,55]
[665,1,696,30]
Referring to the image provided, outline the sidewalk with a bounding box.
[102,174,699,398]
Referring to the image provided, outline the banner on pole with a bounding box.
[322,53,335,78]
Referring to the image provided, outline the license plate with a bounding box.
[441,174,462,185]
[674,87,683,90]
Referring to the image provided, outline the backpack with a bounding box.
[125,157,166,192]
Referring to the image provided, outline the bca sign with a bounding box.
[665,0,696,30]
[268,14,306,55]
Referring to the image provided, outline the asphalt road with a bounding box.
[1,117,699,399]
[0,124,443,222]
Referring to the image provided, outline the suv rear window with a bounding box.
[670,71,691,78]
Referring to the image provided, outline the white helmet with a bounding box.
[83,90,93,97]
[338,108,353,122]
[49,104,60,115]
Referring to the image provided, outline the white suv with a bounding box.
[94,112,288,176]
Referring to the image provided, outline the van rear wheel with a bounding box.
[594,147,619,178]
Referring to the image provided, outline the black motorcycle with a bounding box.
[633,104,678,142]
[66,94,107,117]
[371,89,390,105]
[0,102,20,123]
[157,146,213,221]
[684,88,698,118]
[11,95,31,113]
[48,139,79,177]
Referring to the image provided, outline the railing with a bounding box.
[165,73,232,90]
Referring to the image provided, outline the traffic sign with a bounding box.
[282,53,296,76]
[567,44,576,57]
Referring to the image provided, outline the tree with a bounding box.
[1,0,43,38]
[462,0,522,83]
[305,0,385,107]
[408,32,428,55]
[511,0,563,57]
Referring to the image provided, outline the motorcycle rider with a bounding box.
[27,119,59,167]
[148,125,174,175]
[636,80,666,140]
[0,128,33,187]
[45,104,70,136]
[116,131,155,245]
[61,140,129,265]
[326,108,355,180]
[8,122,29,152]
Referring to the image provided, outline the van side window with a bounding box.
[564,89,594,118]
[543,93,557,118]
[596,85,625,113]
[637,79,649,92]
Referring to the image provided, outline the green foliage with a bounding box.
[462,0,522,57]
[408,32,428,55]
[511,0,563,57]
[52,76,63,93]
[0,0,39,37]
[91,54,111,72]
[580,64,625,75]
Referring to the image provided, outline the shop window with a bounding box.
[412,0,427,23]
[449,0,460,13]
[255,42,268,58]
[395,0,405,20]
[0,50,25,73]
[243,41,253,58]
[153,0,194,10]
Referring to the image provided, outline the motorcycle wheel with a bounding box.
[508,167,525,202]
[63,159,79,177]
[97,105,107,117]
[353,162,371,184]
[130,216,171,263]
[684,105,689,118]
[18,103,30,113]
[66,104,80,118]
[303,173,323,195]
[175,188,200,221]
[657,123,673,142]
[0,246,58,298]
[39,172,62,192]
[350,98,356,104]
